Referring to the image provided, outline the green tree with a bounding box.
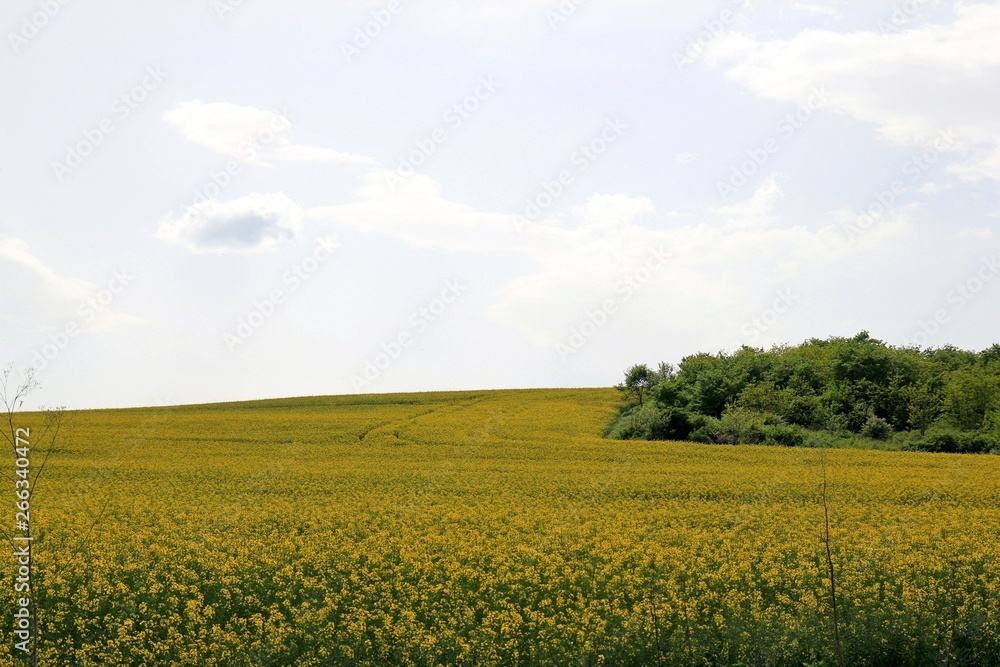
[944,370,1000,430]
[614,334,1000,449]
[651,362,676,385]
[905,383,941,434]
[618,363,655,406]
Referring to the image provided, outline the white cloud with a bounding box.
[0,237,91,305]
[164,101,375,167]
[704,3,1000,181]
[156,192,303,254]
[948,145,1000,183]
[0,237,145,332]
[711,173,783,231]
[955,227,993,240]
[309,169,907,347]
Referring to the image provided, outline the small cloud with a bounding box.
[711,174,783,231]
[955,227,994,240]
[703,4,1000,183]
[914,183,940,195]
[0,237,145,331]
[948,145,1000,184]
[676,151,700,164]
[0,237,91,304]
[164,100,375,167]
[156,192,303,254]
[164,101,291,165]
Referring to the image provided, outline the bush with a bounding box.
[735,382,819,427]
[764,423,806,447]
[861,415,893,441]
[819,411,851,435]
[982,407,1000,438]
[607,405,699,441]
[688,417,720,444]
[713,408,767,445]
[649,407,698,441]
[606,403,656,440]
[907,426,1000,454]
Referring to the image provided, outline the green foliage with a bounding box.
[763,422,807,447]
[607,404,702,442]
[688,416,721,444]
[905,383,942,434]
[714,406,768,445]
[982,407,1000,440]
[618,333,1000,452]
[907,425,1000,454]
[617,363,655,407]
[861,415,893,441]
[943,370,1000,430]
[652,361,676,384]
[735,380,818,426]
[607,402,658,440]
[831,332,893,384]
[652,407,699,441]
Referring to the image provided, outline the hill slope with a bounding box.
[5,388,1000,665]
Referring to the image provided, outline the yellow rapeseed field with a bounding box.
[2,388,999,665]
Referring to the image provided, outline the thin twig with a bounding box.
[649,568,663,667]
[821,448,845,667]
[944,561,958,667]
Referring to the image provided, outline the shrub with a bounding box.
[649,407,697,441]
[606,403,655,440]
[606,404,698,441]
[907,426,1000,454]
[764,423,807,447]
[689,417,720,444]
[861,416,893,441]
[736,382,819,427]
[818,410,851,435]
[714,407,767,445]
[982,407,1000,438]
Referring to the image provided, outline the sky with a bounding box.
[1,0,998,409]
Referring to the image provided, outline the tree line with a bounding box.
[609,332,1000,454]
